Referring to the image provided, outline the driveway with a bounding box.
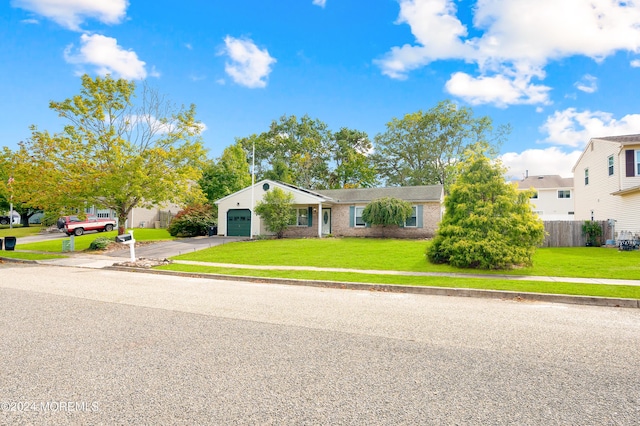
[105,236,247,259]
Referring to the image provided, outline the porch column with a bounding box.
[317,202,322,238]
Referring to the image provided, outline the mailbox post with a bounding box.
[116,230,136,262]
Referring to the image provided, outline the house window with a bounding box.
[557,190,571,199]
[625,150,640,177]
[405,206,417,227]
[355,207,365,227]
[584,168,589,185]
[289,208,308,226]
[608,155,614,176]
[530,191,538,199]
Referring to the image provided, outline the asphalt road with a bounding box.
[1,263,639,425]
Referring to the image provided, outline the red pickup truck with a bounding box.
[57,215,117,236]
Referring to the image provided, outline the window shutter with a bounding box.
[349,206,355,227]
[417,205,424,228]
[626,150,635,177]
[308,207,313,227]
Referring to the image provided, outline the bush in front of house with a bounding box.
[167,204,217,237]
[427,155,545,269]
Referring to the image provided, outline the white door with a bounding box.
[322,208,331,234]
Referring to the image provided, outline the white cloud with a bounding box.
[312,0,326,7]
[574,74,597,93]
[378,0,640,106]
[501,148,582,179]
[221,36,276,89]
[445,71,551,107]
[631,59,640,67]
[12,0,128,31]
[64,33,147,80]
[540,108,640,147]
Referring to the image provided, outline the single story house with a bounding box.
[572,134,640,235]
[215,180,444,239]
[516,174,574,220]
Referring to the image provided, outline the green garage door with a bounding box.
[227,209,251,237]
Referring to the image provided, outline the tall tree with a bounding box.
[328,128,377,189]
[239,114,331,189]
[427,155,545,269]
[200,141,252,205]
[13,74,207,234]
[372,100,509,191]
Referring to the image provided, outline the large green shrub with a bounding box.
[427,156,545,269]
[167,204,216,237]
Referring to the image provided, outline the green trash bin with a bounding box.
[4,236,16,251]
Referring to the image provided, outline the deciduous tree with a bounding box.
[200,141,251,205]
[13,74,207,234]
[328,128,377,189]
[254,187,294,239]
[372,100,509,192]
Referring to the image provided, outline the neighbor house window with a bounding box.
[608,155,614,176]
[405,206,417,227]
[584,168,589,185]
[355,207,365,227]
[530,191,538,199]
[289,208,308,226]
[625,150,640,177]
[557,190,571,199]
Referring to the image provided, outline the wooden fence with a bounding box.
[158,210,174,228]
[541,220,610,247]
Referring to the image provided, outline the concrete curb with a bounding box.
[104,266,640,309]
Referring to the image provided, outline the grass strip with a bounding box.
[155,263,640,300]
[0,251,66,260]
[17,229,174,253]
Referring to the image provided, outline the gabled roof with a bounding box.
[517,175,573,190]
[215,179,333,204]
[572,134,640,172]
[316,185,443,203]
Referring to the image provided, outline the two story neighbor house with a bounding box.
[517,174,574,220]
[572,134,640,234]
[216,180,444,239]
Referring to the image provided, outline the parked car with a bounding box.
[0,215,10,225]
[57,215,117,236]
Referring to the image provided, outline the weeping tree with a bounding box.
[362,197,413,237]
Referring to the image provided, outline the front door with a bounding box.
[322,208,331,235]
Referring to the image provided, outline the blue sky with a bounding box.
[2,0,640,180]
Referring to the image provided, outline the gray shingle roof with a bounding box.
[594,134,640,145]
[517,175,573,189]
[316,185,443,203]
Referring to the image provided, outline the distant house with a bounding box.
[215,179,444,238]
[82,202,181,229]
[572,134,640,234]
[516,174,574,220]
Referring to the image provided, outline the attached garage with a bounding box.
[227,209,251,237]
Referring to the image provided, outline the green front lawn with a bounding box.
[0,225,44,238]
[16,228,174,253]
[170,238,640,280]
